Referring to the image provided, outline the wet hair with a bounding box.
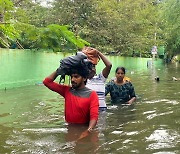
[115,67,126,74]
[70,66,89,79]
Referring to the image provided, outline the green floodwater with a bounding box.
[0,49,72,89]
[0,49,180,154]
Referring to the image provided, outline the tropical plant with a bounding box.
[0,0,19,48]
[16,23,90,51]
[162,0,180,56]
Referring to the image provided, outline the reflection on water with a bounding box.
[0,59,180,153]
[4,125,99,153]
[146,128,178,150]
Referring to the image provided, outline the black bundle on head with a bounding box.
[57,52,93,83]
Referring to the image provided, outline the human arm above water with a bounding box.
[45,70,58,81]
[85,91,99,133]
[88,91,99,130]
[127,82,136,105]
[127,97,136,105]
[77,118,97,140]
[43,70,68,97]
[98,51,112,78]
[78,91,99,139]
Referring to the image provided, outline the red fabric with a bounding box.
[43,78,99,124]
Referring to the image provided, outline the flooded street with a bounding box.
[0,55,180,154]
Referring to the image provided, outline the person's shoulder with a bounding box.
[127,81,133,85]
[90,90,98,97]
[70,87,92,97]
[92,73,101,79]
[83,87,98,98]
[84,87,93,92]
[105,79,114,87]
[91,72,106,79]
[124,81,134,87]
[82,87,97,96]
[99,72,107,80]
[108,78,115,83]
[84,87,95,93]
[88,73,105,82]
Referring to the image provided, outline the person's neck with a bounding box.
[115,79,124,85]
[76,85,85,90]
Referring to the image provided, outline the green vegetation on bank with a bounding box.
[0,0,179,59]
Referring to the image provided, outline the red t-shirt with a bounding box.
[43,78,99,124]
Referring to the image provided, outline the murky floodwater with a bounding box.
[0,57,180,154]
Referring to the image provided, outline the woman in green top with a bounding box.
[105,67,136,105]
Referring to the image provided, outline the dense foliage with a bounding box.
[0,0,179,58]
[162,0,180,57]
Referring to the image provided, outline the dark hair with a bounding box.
[115,67,126,74]
[70,67,88,85]
[70,66,89,78]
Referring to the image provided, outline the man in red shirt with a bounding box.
[43,68,99,133]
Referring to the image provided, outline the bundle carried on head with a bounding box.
[82,46,100,65]
[57,52,93,83]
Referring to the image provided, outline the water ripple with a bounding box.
[146,128,179,150]
[144,99,179,105]
[146,111,173,120]
[111,131,123,135]
[22,128,67,133]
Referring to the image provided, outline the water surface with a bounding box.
[0,52,179,154]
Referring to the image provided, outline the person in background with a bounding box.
[43,66,99,133]
[82,47,112,111]
[105,67,136,105]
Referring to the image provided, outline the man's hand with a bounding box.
[77,129,90,141]
[77,127,94,141]
[87,127,93,133]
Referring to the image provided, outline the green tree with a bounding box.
[12,0,51,27]
[16,23,90,51]
[0,0,19,48]
[162,0,180,56]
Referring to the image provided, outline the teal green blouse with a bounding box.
[105,80,136,104]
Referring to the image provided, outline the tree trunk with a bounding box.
[0,13,4,23]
